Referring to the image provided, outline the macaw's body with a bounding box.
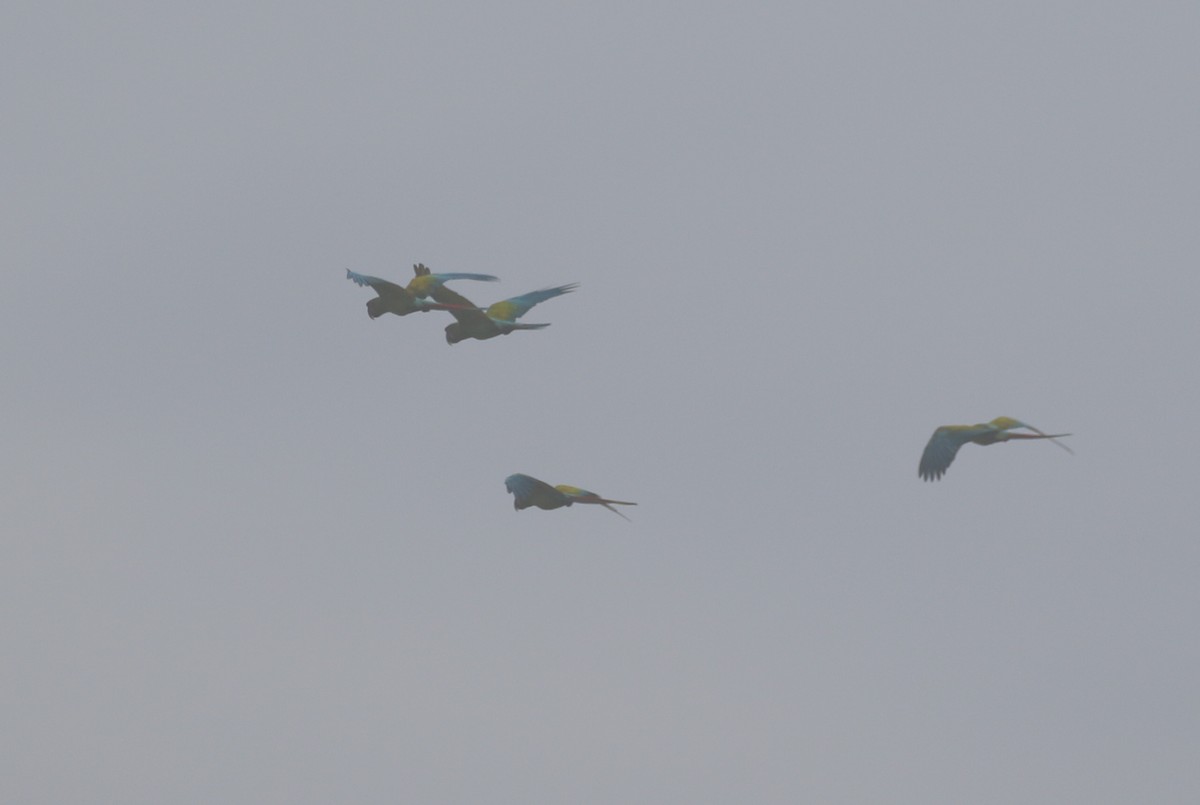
[405,262,498,299]
[919,416,1073,481]
[505,473,636,520]
[346,268,493,319]
[431,283,579,344]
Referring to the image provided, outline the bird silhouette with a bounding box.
[432,283,579,344]
[919,416,1073,481]
[505,473,636,520]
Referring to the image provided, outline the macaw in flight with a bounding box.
[406,262,498,299]
[918,416,1073,481]
[431,282,579,344]
[505,473,637,521]
[345,267,496,319]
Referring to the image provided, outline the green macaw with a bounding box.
[432,282,579,344]
[505,473,636,520]
[919,417,1073,481]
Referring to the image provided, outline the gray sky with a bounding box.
[3,3,1199,803]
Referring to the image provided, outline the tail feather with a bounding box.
[1027,427,1075,455]
[578,497,637,521]
[1006,431,1075,454]
[599,503,633,521]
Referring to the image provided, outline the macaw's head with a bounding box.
[365,297,388,319]
[445,322,466,344]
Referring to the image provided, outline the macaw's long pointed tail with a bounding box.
[1005,432,1075,454]
[592,497,637,507]
[505,322,551,331]
[425,301,481,312]
[578,498,637,521]
[598,502,635,521]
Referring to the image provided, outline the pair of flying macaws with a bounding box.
[507,419,1075,511]
[514,419,1073,493]
[348,262,638,518]
[514,418,1072,511]
[345,263,577,345]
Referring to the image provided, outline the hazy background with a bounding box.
[3,3,1198,802]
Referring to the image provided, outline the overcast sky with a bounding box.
[3,3,1199,803]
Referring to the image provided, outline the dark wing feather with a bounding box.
[346,269,409,297]
[430,284,492,327]
[918,427,971,481]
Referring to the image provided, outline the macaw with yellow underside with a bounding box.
[432,283,579,344]
[505,473,637,520]
[405,262,498,299]
[919,416,1073,481]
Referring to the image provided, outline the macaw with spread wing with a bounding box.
[345,268,493,319]
[919,416,1073,481]
[405,262,498,299]
[505,473,637,520]
[432,282,579,344]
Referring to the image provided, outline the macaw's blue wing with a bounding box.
[487,283,579,322]
[407,272,499,298]
[918,426,974,481]
[505,473,570,511]
[428,272,498,282]
[346,269,406,294]
[347,268,468,317]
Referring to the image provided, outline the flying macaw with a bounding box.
[346,269,480,319]
[504,473,637,520]
[405,262,498,299]
[918,416,1073,481]
[432,282,579,344]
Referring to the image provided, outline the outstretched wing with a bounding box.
[407,272,499,298]
[429,272,497,283]
[346,269,409,297]
[918,426,977,481]
[486,283,579,322]
[505,473,568,510]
